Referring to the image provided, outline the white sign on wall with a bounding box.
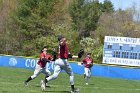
[103,36,140,66]
[103,57,140,66]
[105,36,140,45]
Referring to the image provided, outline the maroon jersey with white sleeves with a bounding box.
[82,57,93,68]
[58,42,69,59]
[37,53,52,68]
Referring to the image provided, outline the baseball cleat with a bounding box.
[45,83,50,87]
[24,81,28,86]
[40,81,49,87]
[71,88,80,93]
[40,80,46,91]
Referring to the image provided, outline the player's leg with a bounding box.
[41,68,51,86]
[24,64,41,86]
[41,65,61,90]
[84,73,86,78]
[42,68,51,79]
[88,68,92,78]
[84,67,89,85]
[63,60,79,93]
[46,58,63,81]
[40,59,61,90]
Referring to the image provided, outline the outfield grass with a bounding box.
[0,66,140,93]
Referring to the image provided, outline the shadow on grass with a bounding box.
[45,90,70,93]
[1,91,8,93]
[35,85,70,93]
[35,85,51,88]
[89,83,95,86]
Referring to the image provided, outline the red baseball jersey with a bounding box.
[82,57,93,68]
[58,42,69,59]
[37,52,52,68]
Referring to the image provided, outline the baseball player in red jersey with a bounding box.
[40,35,84,93]
[82,53,93,85]
[24,46,55,86]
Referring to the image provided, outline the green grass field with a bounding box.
[1,66,140,93]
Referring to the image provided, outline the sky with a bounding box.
[99,0,140,10]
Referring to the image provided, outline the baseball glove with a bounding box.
[78,49,84,58]
[89,63,93,68]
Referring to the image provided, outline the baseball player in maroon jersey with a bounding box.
[82,53,93,85]
[24,46,55,86]
[40,35,84,93]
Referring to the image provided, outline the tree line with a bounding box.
[0,0,140,63]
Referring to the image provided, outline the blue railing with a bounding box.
[0,55,140,80]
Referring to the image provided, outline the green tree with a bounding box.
[94,10,140,40]
[79,37,103,63]
[6,0,57,56]
[101,0,114,13]
[80,37,96,53]
[69,0,114,38]
[69,0,85,30]
[2,0,80,57]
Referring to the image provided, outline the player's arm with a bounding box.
[81,58,86,65]
[41,57,50,62]
[68,49,84,59]
[89,58,93,67]
[89,63,93,68]
[52,48,57,61]
[40,54,50,62]
[90,58,93,64]
[68,53,78,58]
[72,55,78,58]
[68,53,82,59]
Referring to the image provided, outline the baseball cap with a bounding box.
[57,35,64,41]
